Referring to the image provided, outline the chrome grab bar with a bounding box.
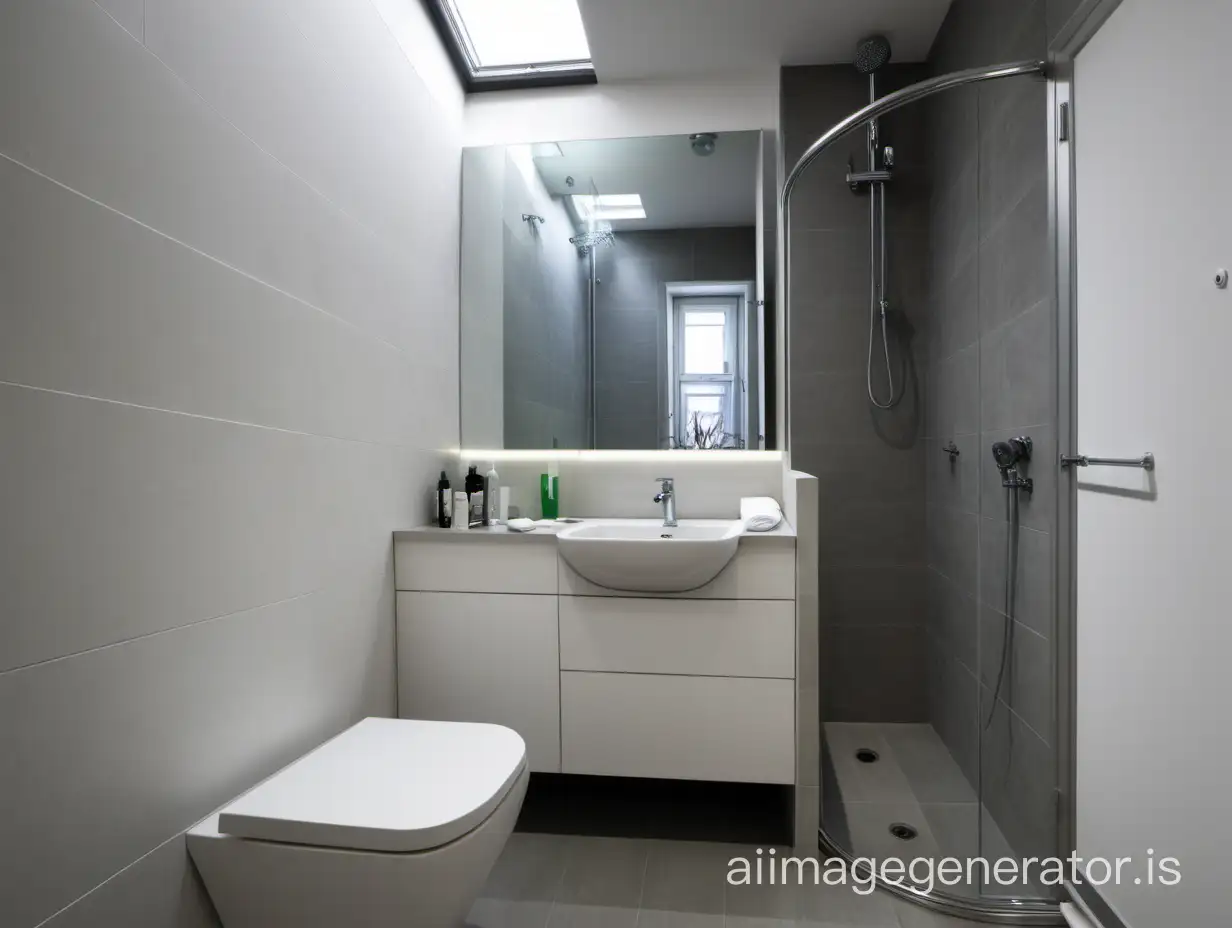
[1060,452,1155,471]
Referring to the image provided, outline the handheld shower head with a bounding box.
[992,440,1021,472]
[991,437,1034,493]
[854,35,892,74]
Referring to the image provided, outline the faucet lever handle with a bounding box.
[655,477,674,489]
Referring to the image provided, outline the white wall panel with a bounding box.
[0,158,424,446]
[0,0,435,354]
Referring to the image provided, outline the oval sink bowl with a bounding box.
[557,520,742,593]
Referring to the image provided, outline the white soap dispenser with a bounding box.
[484,463,500,526]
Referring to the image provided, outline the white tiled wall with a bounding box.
[0,1,462,925]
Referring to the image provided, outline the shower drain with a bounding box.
[889,823,919,841]
[855,748,879,763]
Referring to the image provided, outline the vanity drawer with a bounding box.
[559,597,794,678]
[558,541,794,600]
[396,592,561,772]
[560,672,794,784]
[395,536,557,594]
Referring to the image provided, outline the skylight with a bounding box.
[572,194,647,222]
[430,0,595,90]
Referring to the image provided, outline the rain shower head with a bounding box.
[854,35,892,74]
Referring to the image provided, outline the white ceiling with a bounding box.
[576,0,953,82]
[533,132,761,231]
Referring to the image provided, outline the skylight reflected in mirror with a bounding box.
[451,0,591,69]
[572,194,647,222]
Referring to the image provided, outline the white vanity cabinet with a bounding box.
[394,525,797,784]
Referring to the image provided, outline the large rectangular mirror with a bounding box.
[460,130,776,451]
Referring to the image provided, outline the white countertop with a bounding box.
[394,517,796,544]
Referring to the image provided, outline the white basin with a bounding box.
[557,519,743,593]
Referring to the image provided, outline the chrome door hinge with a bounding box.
[1059,102,1071,143]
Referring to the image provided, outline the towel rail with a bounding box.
[1060,452,1155,471]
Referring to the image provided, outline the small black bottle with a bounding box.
[436,471,452,528]
[464,465,484,528]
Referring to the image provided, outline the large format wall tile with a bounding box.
[0,386,321,672]
[0,159,428,448]
[40,837,218,928]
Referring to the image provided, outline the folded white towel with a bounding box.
[741,497,783,532]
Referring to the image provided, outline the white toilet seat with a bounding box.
[216,717,526,852]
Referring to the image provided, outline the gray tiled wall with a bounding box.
[593,228,756,450]
[502,158,591,450]
[924,0,1070,871]
[782,64,931,723]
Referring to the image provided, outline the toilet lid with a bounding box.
[216,717,526,852]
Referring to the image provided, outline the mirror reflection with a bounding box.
[460,131,775,451]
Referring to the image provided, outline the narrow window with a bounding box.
[671,297,741,449]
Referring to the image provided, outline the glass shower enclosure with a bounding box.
[783,47,1065,927]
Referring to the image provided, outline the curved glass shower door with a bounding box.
[782,7,1066,923]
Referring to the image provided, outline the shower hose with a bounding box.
[983,485,1019,730]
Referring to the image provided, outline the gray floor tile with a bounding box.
[796,879,901,926]
[723,919,795,928]
[891,896,990,927]
[831,801,943,863]
[555,837,650,908]
[639,840,730,915]
[918,803,980,865]
[548,904,639,927]
[466,898,555,928]
[878,724,978,804]
[975,809,1045,899]
[825,724,917,803]
[724,868,799,920]
[484,833,571,902]
[634,910,724,927]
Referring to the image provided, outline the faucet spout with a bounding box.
[653,477,678,527]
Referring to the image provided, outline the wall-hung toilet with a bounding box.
[187,717,528,928]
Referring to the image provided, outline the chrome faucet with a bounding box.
[653,477,677,527]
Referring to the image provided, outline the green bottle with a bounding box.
[540,464,559,520]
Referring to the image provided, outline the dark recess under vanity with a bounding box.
[515,773,793,846]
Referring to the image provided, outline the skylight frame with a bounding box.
[427,0,598,93]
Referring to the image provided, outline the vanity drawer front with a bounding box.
[397,592,561,772]
[560,672,794,784]
[559,597,794,679]
[395,537,557,594]
[558,541,794,600]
